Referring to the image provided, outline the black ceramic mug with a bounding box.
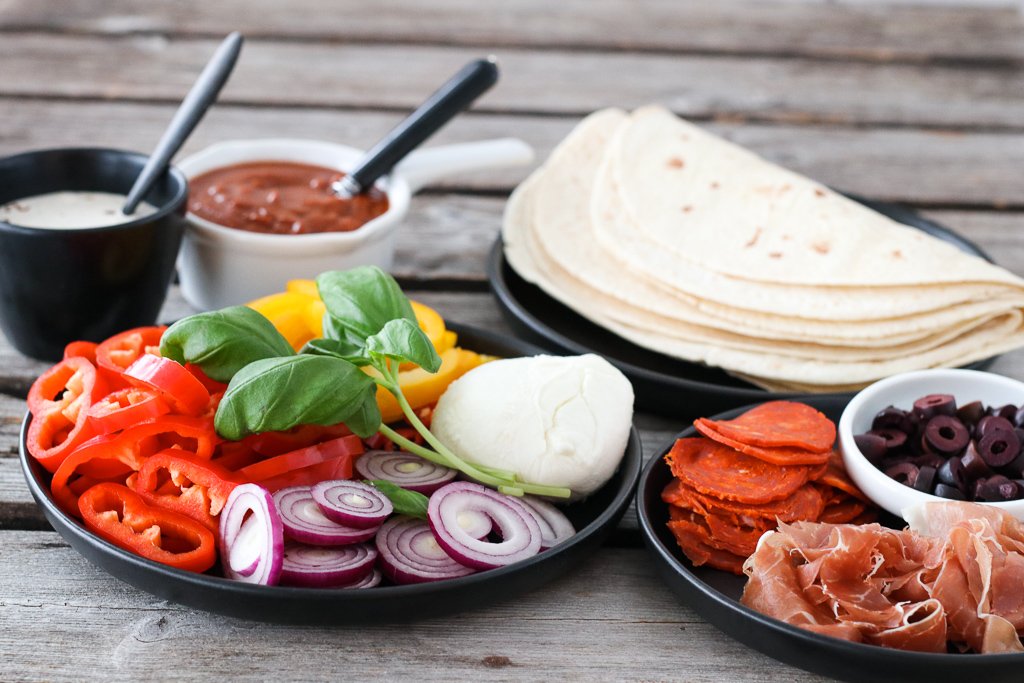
[0,148,188,361]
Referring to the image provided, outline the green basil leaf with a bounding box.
[366,318,441,373]
[160,306,295,383]
[214,355,380,439]
[300,338,371,366]
[316,267,416,345]
[367,480,429,519]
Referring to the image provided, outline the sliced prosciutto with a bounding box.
[740,501,1024,654]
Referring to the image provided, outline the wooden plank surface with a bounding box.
[0,530,828,683]
[1,33,1023,130]
[3,99,1024,207]
[1,0,1021,64]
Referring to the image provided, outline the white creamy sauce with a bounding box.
[0,191,157,229]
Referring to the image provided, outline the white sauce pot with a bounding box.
[176,137,533,310]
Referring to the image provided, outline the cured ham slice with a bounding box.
[741,503,1024,654]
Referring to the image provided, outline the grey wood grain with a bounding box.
[1,0,1020,64]
[0,530,830,683]
[1,33,1024,130]
[4,99,1024,206]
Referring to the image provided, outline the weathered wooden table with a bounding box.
[2,2,1023,680]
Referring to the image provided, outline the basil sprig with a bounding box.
[160,306,295,382]
[174,266,571,498]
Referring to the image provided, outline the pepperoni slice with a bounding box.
[694,418,830,466]
[662,479,825,524]
[664,437,816,504]
[819,497,866,524]
[702,401,836,452]
[666,509,747,575]
[815,450,870,503]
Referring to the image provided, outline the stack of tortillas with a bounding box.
[502,106,1024,391]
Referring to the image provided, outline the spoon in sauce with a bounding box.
[332,57,499,199]
[122,32,244,216]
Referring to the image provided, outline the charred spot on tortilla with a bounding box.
[681,205,694,213]
[812,242,830,255]
[744,227,763,249]
[710,181,720,189]
[814,188,826,197]
[769,252,783,259]
[892,249,904,259]
[667,157,685,169]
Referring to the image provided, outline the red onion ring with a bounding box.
[454,508,492,540]
[219,483,284,585]
[375,516,476,584]
[519,495,575,550]
[273,486,380,546]
[312,480,393,528]
[279,541,378,588]
[340,567,382,589]
[355,450,457,494]
[427,482,542,570]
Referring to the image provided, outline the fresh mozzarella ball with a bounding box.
[430,354,634,499]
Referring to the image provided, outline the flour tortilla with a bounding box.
[612,105,1023,288]
[502,107,1024,389]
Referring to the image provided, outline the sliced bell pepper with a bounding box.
[133,450,240,533]
[237,433,363,486]
[363,425,425,452]
[95,326,166,375]
[63,340,98,363]
[185,363,228,394]
[210,440,264,471]
[124,355,211,416]
[51,415,218,516]
[87,387,170,435]
[244,423,353,457]
[254,453,356,493]
[26,357,106,472]
[78,483,216,573]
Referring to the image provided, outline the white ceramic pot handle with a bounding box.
[395,138,534,194]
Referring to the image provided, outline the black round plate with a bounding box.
[488,196,995,418]
[19,322,642,624]
[636,396,1024,683]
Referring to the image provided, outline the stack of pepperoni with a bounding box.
[662,401,875,574]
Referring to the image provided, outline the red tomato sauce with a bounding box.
[188,161,389,235]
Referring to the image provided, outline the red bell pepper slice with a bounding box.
[245,423,353,457]
[185,363,228,395]
[237,434,363,486]
[95,326,166,375]
[363,426,424,452]
[254,452,356,493]
[87,387,170,435]
[210,440,264,471]
[51,415,218,516]
[78,482,216,573]
[26,357,106,472]
[133,450,240,533]
[63,340,98,363]
[124,355,211,417]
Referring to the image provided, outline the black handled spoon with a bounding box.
[332,57,499,198]
[122,32,244,215]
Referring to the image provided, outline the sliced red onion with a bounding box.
[312,479,393,528]
[455,508,492,540]
[427,482,542,570]
[375,516,476,584]
[273,486,380,546]
[355,450,457,494]
[340,567,382,589]
[279,541,378,588]
[519,495,576,550]
[219,483,284,585]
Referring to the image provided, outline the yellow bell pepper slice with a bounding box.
[374,347,487,423]
[286,279,319,298]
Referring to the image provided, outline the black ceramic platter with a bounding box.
[488,196,996,419]
[20,323,642,624]
[636,396,1024,683]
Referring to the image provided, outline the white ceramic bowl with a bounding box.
[176,137,533,310]
[838,368,1024,520]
